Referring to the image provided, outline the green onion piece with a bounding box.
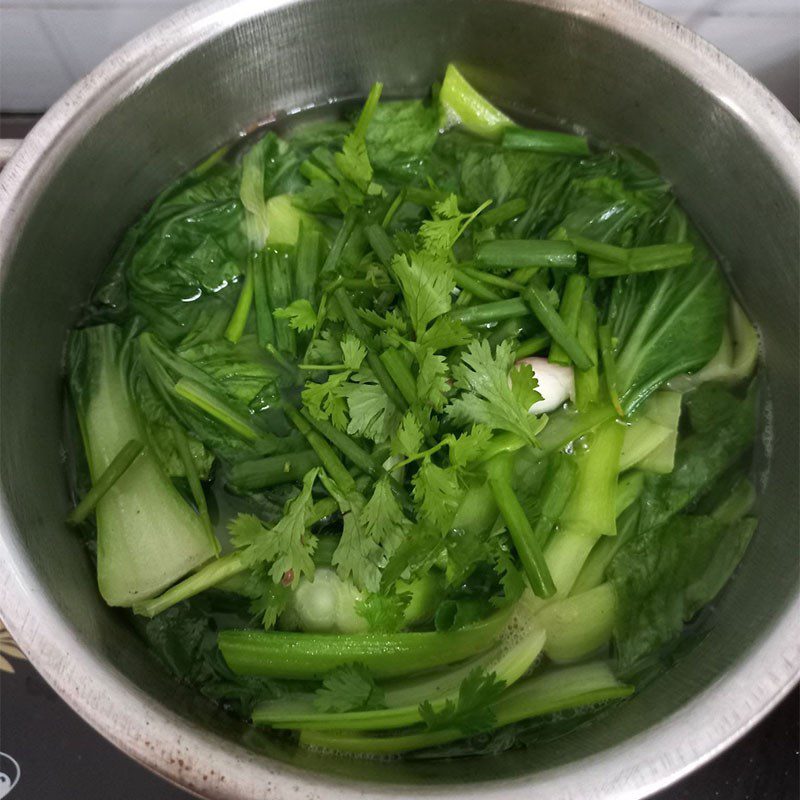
[574,297,600,410]
[365,223,397,267]
[173,427,219,554]
[266,250,296,357]
[284,404,357,494]
[488,457,556,598]
[598,324,624,416]
[588,243,695,277]
[479,197,528,228]
[295,223,321,303]
[454,267,504,302]
[522,279,594,371]
[502,127,590,156]
[320,212,357,276]
[382,189,406,228]
[515,333,551,359]
[379,349,418,405]
[252,252,275,347]
[549,274,586,366]
[174,378,262,441]
[223,260,255,343]
[227,450,322,492]
[67,439,144,525]
[218,608,510,679]
[476,239,577,270]
[333,287,408,412]
[449,297,529,326]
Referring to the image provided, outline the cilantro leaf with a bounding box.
[340,333,368,370]
[229,468,320,588]
[361,476,412,557]
[418,194,491,255]
[391,250,455,338]
[446,339,546,444]
[321,475,383,592]
[416,348,450,411]
[446,424,494,468]
[240,565,292,629]
[302,370,351,430]
[335,133,373,192]
[418,667,506,734]
[273,299,317,332]
[417,316,473,352]
[355,592,410,632]
[394,410,424,457]
[345,373,402,443]
[314,664,386,712]
[413,457,461,529]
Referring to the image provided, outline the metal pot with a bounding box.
[0,0,797,797]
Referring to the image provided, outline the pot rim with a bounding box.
[0,1,798,798]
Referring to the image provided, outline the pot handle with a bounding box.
[0,139,22,169]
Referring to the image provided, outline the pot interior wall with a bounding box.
[0,0,797,790]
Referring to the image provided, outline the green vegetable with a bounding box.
[502,127,590,156]
[68,326,218,606]
[439,64,512,139]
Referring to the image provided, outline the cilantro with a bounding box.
[345,374,402,443]
[417,316,473,352]
[228,468,320,587]
[335,133,373,192]
[418,667,506,734]
[391,250,455,338]
[394,410,424,457]
[320,475,383,592]
[446,339,546,444]
[416,349,450,411]
[340,333,368,370]
[413,457,461,529]
[418,195,492,254]
[240,565,292,629]
[355,592,410,632]
[313,664,386,712]
[446,424,494,468]
[302,371,350,430]
[361,476,412,557]
[273,299,317,332]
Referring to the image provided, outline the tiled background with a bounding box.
[0,0,798,115]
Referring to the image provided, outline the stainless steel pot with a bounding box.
[0,0,798,797]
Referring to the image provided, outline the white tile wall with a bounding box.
[1,0,798,113]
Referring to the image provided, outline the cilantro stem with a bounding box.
[173,427,219,554]
[67,439,144,525]
[514,333,551,359]
[379,349,418,405]
[502,127,590,156]
[453,267,503,302]
[460,265,522,293]
[252,252,275,347]
[218,609,510,679]
[295,223,321,303]
[223,260,255,343]
[476,239,577,270]
[174,378,262,441]
[548,274,586,366]
[284,404,357,494]
[131,498,337,618]
[488,456,556,598]
[333,287,409,412]
[571,236,694,277]
[300,411,378,481]
[382,189,406,228]
[522,278,594,371]
[448,297,528,326]
[598,324,624,416]
[227,449,322,492]
[354,82,384,139]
